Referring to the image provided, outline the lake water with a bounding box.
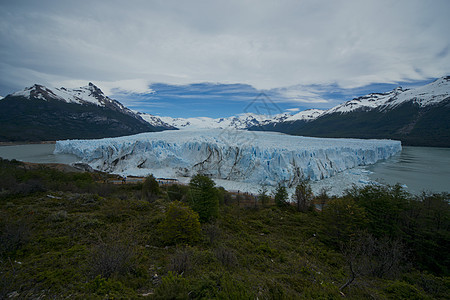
[0,144,448,195]
[366,146,450,194]
[0,144,79,164]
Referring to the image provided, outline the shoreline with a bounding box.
[0,141,56,146]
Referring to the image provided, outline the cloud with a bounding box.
[286,108,300,112]
[94,79,155,96]
[0,0,449,96]
[272,85,331,104]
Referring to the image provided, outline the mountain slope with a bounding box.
[250,77,450,147]
[0,83,174,142]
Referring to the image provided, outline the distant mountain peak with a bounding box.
[85,82,104,95]
[11,82,113,108]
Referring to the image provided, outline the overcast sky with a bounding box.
[1,0,449,117]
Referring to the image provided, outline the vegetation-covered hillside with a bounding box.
[0,158,449,299]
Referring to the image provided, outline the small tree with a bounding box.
[321,198,368,246]
[159,201,201,245]
[167,184,189,202]
[293,179,313,212]
[339,231,405,292]
[258,186,271,207]
[316,187,330,211]
[274,183,289,208]
[188,174,219,222]
[142,174,160,202]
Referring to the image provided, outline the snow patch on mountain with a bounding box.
[157,114,284,130]
[281,109,325,122]
[150,109,325,130]
[11,82,127,108]
[135,112,176,129]
[55,129,401,187]
[324,76,450,115]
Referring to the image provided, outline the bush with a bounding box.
[47,210,68,222]
[202,223,221,245]
[0,221,31,257]
[320,197,368,246]
[274,183,289,208]
[188,174,219,222]
[402,271,450,299]
[86,275,134,296]
[142,174,160,202]
[258,186,271,207]
[215,247,238,268]
[153,272,189,300]
[89,239,136,279]
[384,281,429,299]
[293,179,313,212]
[159,201,201,245]
[166,184,189,202]
[169,248,193,275]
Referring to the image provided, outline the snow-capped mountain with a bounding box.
[324,76,450,115]
[253,76,450,147]
[140,109,325,131]
[138,112,282,130]
[135,112,177,130]
[0,83,173,142]
[11,82,137,116]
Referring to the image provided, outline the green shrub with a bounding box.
[142,174,160,202]
[159,201,201,245]
[258,186,271,207]
[0,220,31,257]
[189,272,255,299]
[89,240,136,279]
[47,210,68,222]
[169,248,193,275]
[384,281,429,299]
[202,223,221,245]
[274,183,289,208]
[167,184,189,202]
[188,174,219,222]
[402,271,450,299]
[293,179,313,212]
[86,275,134,296]
[153,271,189,300]
[320,197,368,246]
[215,246,238,268]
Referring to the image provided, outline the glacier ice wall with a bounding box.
[54,129,402,186]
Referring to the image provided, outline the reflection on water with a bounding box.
[367,146,450,194]
[0,144,79,164]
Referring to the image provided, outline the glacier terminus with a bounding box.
[55,130,402,188]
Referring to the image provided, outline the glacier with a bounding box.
[54,129,401,187]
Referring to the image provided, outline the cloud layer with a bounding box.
[1,0,449,108]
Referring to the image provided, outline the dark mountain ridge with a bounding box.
[0,83,175,142]
[249,76,450,147]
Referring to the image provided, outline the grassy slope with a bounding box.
[0,160,448,299]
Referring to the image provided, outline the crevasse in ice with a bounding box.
[54,129,401,186]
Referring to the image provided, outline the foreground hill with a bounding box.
[250,77,450,147]
[0,83,175,142]
[0,159,448,298]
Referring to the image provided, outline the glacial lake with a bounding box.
[0,143,448,195]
